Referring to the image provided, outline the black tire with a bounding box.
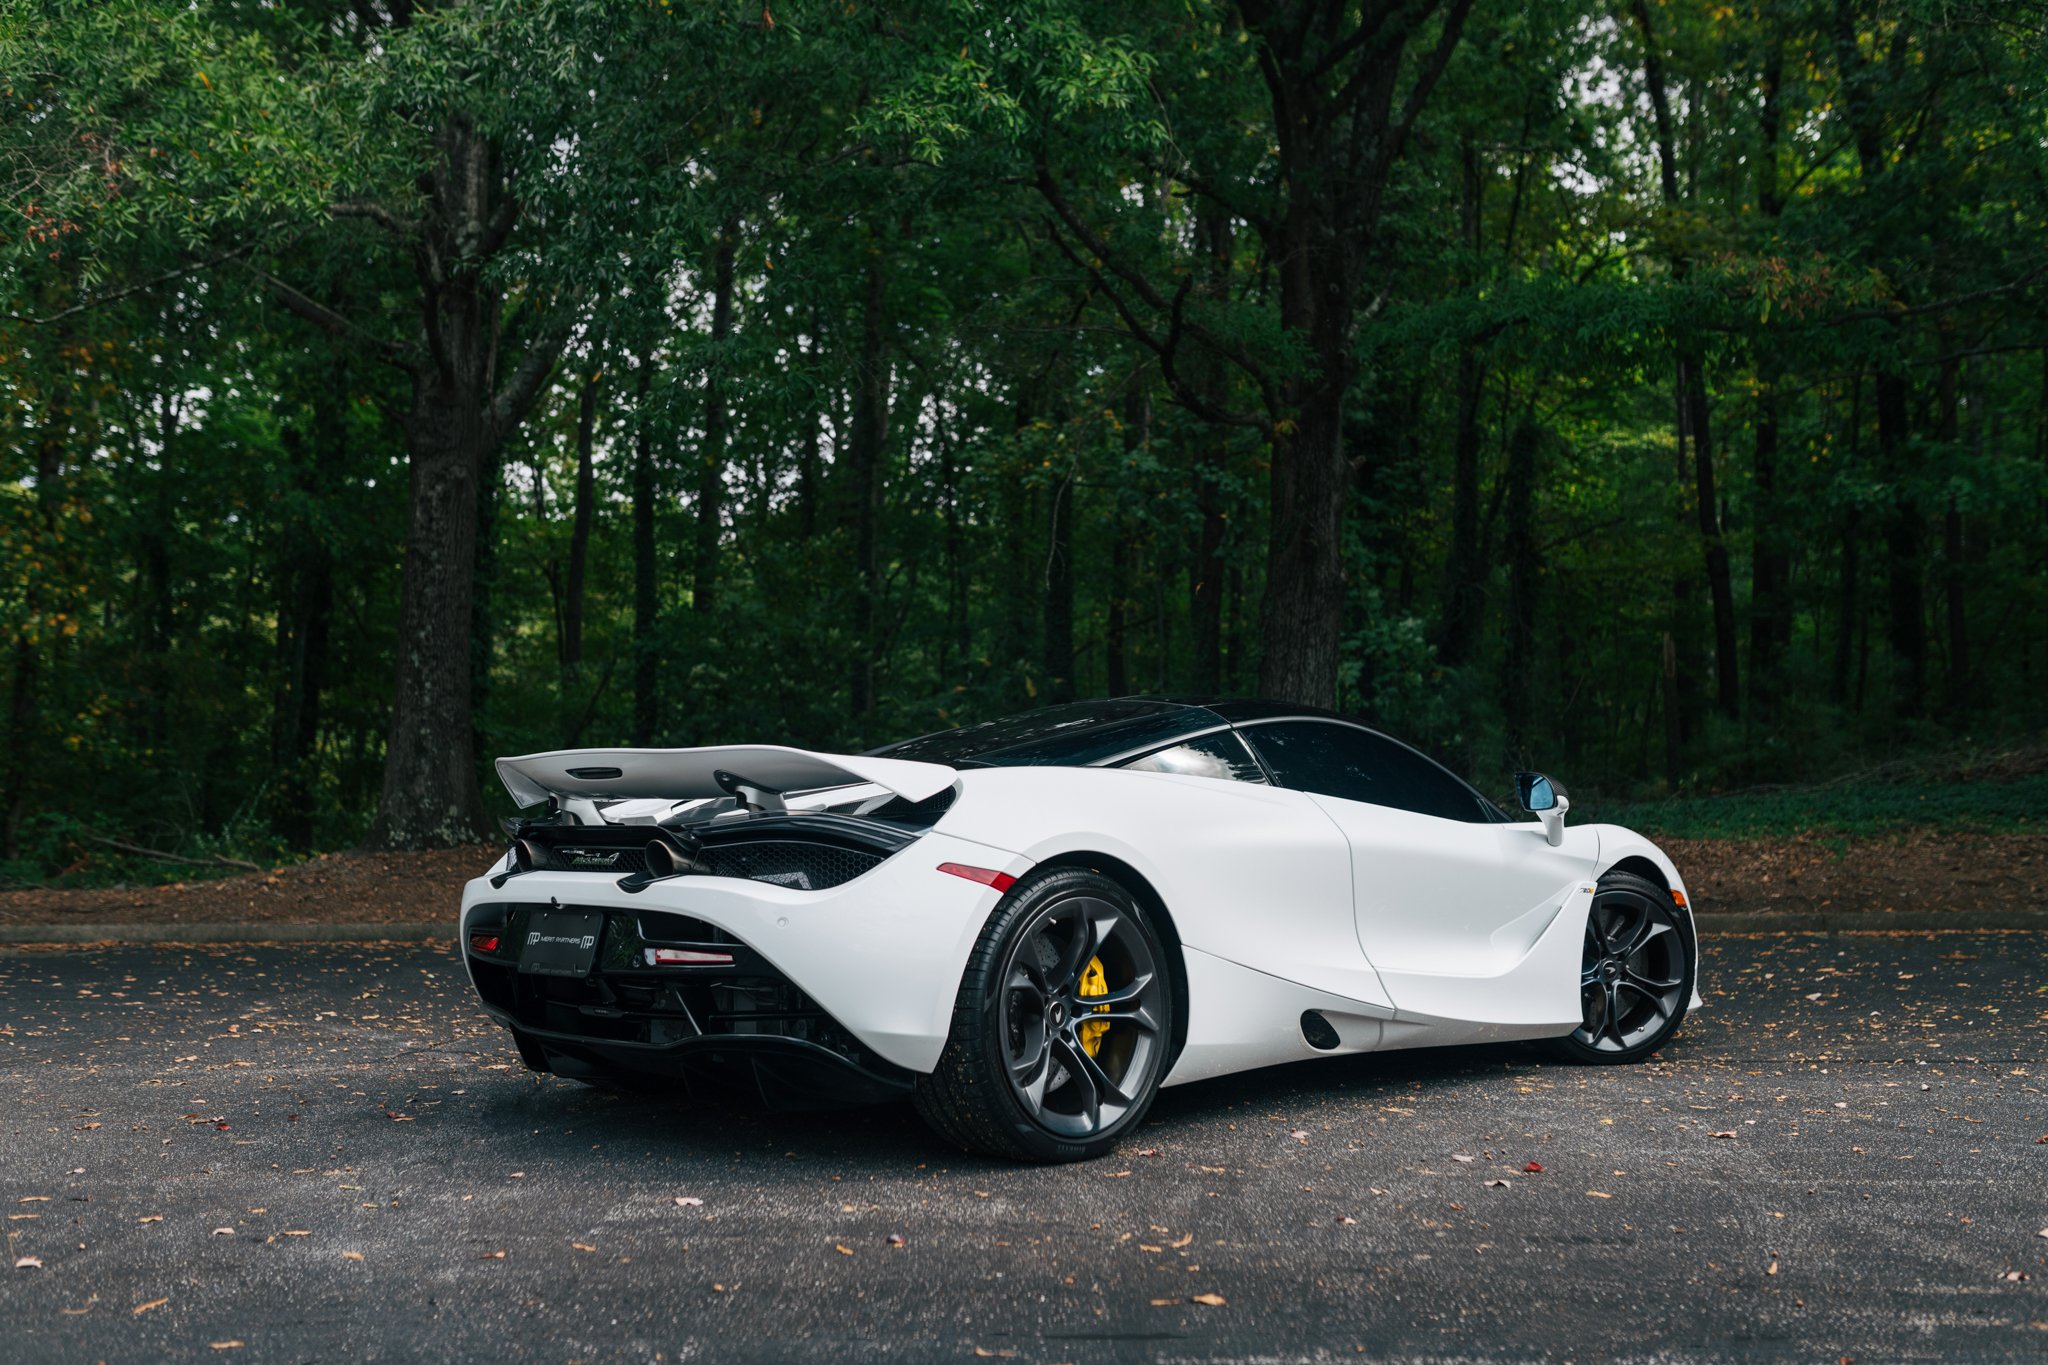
[914,868,1175,1162]
[1544,869,1694,1064]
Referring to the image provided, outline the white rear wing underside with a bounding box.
[494,745,958,810]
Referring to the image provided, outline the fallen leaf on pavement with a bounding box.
[134,1298,169,1316]
[341,1252,363,1262]
[1135,1147,1160,1157]
[1150,1297,1180,1306]
[1586,1191,1612,1199]
[1768,1260,1780,1276]
[673,1196,703,1207]
[1102,1170,1132,1178]
[834,1244,853,1256]
[138,1215,162,1224]
[209,1342,244,1351]
[1709,1131,1739,1139]
[478,1251,506,1260]
[971,1350,1017,1359]
[1191,1292,1227,1307]
[1523,1162,1543,1173]
[2002,1271,2031,1282]
[1335,1215,1357,1225]
[1452,1154,1475,1164]
[14,1256,42,1270]
[1289,1130,1309,1144]
[280,1230,310,1237]
[1485,1179,1510,1189]
[1170,1232,1194,1248]
[887,1234,905,1247]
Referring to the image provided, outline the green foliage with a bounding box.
[4,0,2048,876]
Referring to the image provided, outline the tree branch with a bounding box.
[249,264,414,368]
[486,305,578,445]
[2,244,255,325]
[327,200,419,238]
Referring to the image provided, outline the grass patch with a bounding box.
[1594,772,2048,841]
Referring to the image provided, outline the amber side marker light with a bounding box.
[937,862,1017,893]
[1670,889,1689,908]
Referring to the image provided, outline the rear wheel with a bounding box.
[1545,869,1692,1064]
[914,868,1174,1162]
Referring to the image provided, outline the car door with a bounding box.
[1235,720,1598,980]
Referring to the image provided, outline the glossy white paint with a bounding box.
[495,744,957,809]
[465,745,1700,1086]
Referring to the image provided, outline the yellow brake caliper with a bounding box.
[1077,955,1112,1056]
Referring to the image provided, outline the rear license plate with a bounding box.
[518,909,604,977]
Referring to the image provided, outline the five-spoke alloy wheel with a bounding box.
[1546,869,1693,1064]
[915,868,1175,1161]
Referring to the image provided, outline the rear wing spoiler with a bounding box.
[494,745,958,810]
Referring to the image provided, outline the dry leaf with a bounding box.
[1767,1260,1780,1276]
[133,1298,169,1316]
[1191,1292,1227,1307]
[673,1196,703,1207]
[971,1350,1017,1359]
[572,1243,596,1253]
[2002,1271,2032,1282]
[1135,1147,1160,1157]
[1523,1161,1544,1173]
[1139,1244,1163,1253]
[1149,1297,1180,1306]
[211,1227,236,1236]
[1335,1215,1357,1225]
[1169,1232,1194,1248]
[1452,1154,1475,1164]
[1485,1179,1511,1189]
[834,1244,853,1256]
[281,1230,310,1237]
[341,1251,364,1262]
[1709,1131,1738,1140]
[17,1197,50,1204]
[209,1343,245,1352]
[14,1256,43,1270]
[887,1233,906,1247]
[1586,1191,1612,1199]
[711,1283,726,1293]
[1289,1130,1309,1143]
[1102,1170,1132,1178]
[478,1251,506,1260]
[138,1215,162,1224]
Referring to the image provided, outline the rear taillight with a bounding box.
[468,933,500,954]
[647,947,734,967]
[937,862,1017,892]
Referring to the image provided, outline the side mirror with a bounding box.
[1515,771,1571,847]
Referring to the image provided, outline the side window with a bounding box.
[1241,721,1485,822]
[1119,731,1267,784]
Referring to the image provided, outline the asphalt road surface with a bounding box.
[2,932,2044,1363]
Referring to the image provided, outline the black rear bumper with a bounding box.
[465,901,916,1110]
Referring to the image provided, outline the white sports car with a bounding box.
[459,698,1700,1162]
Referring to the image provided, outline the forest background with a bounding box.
[4,0,2046,882]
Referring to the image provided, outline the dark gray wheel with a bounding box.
[914,868,1174,1162]
[1545,869,1692,1064]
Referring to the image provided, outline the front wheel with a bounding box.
[914,868,1174,1162]
[1544,869,1694,1065]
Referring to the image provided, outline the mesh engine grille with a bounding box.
[697,840,882,891]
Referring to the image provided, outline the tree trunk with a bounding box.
[2,358,69,859]
[693,223,739,616]
[1748,36,1790,722]
[1440,140,1487,671]
[1044,469,1076,704]
[630,358,659,746]
[1682,354,1740,719]
[848,251,888,718]
[269,363,342,852]
[1875,368,1923,716]
[1502,418,1540,764]
[1938,350,1968,711]
[1188,207,1232,694]
[562,357,601,668]
[367,115,569,849]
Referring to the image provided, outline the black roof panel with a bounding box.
[872,698,1220,767]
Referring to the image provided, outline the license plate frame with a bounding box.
[517,908,605,978]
